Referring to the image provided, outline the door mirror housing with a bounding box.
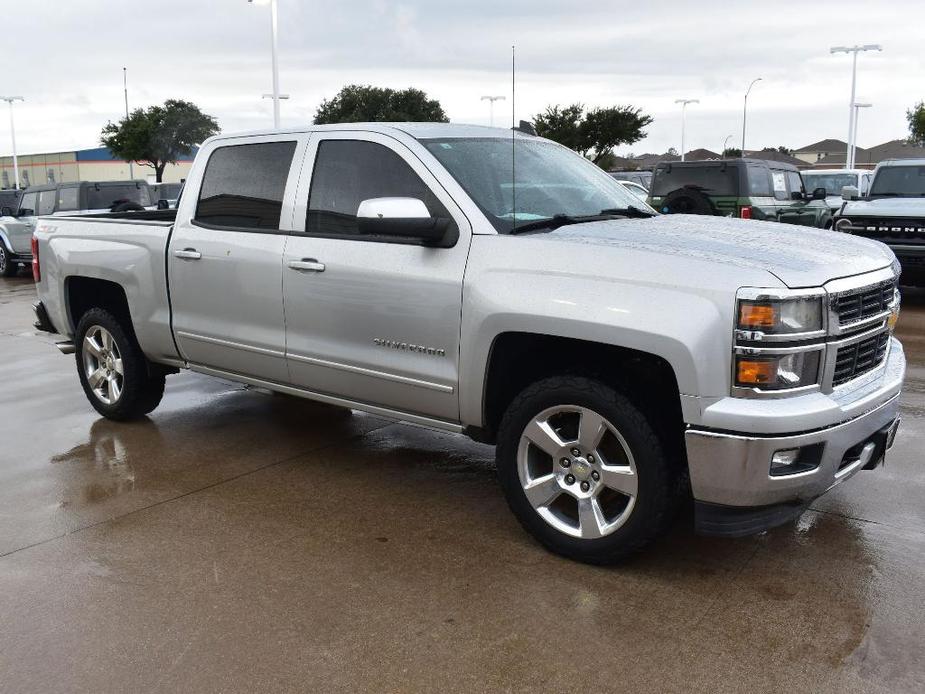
[156,198,170,210]
[18,208,34,217]
[841,185,860,201]
[790,191,804,201]
[811,187,827,200]
[356,197,449,242]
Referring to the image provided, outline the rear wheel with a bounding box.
[497,376,678,564]
[75,308,165,420]
[0,245,17,277]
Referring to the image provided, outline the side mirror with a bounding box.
[811,187,827,200]
[18,208,34,217]
[0,206,13,217]
[356,197,449,242]
[156,199,169,210]
[841,185,859,201]
[790,191,804,201]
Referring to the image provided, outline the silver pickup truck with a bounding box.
[32,123,905,563]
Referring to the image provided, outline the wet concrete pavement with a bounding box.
[1,274,923,693]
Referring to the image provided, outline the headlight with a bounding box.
[737,297,823,335]
[834,217,853,232]
[735,351,821,390]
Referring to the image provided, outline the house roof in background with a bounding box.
[794,138,848,153]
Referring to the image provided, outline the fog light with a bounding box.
[769,446,822,477]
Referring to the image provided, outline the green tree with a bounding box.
[101,99,219,182]
[314,85,448,124]
[722,147,743,158]
[533,103,652,165]
[907,101,925,146]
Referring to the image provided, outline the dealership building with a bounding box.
[0,147,195,189]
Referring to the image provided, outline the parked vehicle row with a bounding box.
[32,123,904,564]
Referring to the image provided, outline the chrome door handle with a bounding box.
[174,248,202,260]
[288,259,326,273]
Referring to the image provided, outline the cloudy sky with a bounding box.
[4,0,923,157]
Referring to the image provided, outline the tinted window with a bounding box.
[38,190,56,215]
[771,171,788,201]
[786,172,804,196]
[307,140,449,237]
[57,186,79,212]
[869,165,925,199]
[196,141,296,229]
[86,184,153,209]
[746,165,771,196]
[20,192,37,214]
[650,164,738,197]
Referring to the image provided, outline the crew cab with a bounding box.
[32,123,905,563]
[835,159,925,286]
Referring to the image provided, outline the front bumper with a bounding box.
[686,338,905,535]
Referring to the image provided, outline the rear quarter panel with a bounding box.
[35,217,179,363]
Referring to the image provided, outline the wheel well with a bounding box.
[65,277,133,335]
[481,333,684,449]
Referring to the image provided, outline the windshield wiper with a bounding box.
[508,207,656,235]
[599,206,657,218]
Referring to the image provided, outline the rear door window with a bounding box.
[196,141,297,230]
[786,172,804,197]
[38,190,56,215]
[771,172,788,201]
[19,192,37,214]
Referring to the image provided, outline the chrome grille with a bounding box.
[831,279,896,326]
[832,331,889,386]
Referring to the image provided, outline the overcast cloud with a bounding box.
[3,0,923,157]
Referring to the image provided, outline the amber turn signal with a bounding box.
[736,359,776,385]
[738,302,777,330]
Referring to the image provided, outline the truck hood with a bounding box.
[841,197,925,218]
[545,214,894,288]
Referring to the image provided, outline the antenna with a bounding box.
[511,44,516,233]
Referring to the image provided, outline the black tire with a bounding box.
[0,245,17,277]
[660,187,716,216]
[75,308,165,420]
[111,201,145,213]
[496,375,678,564]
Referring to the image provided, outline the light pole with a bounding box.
[123,67,133,179]
[830,45,881,169]
[742,77,762,155]
[722,134,734,157]
[850,102,872,168]
[675,99,698,161]
[481,95,506,127]
[0,96,23,190]
[249,0,285,128]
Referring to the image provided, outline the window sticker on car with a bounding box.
[772,172,787,193]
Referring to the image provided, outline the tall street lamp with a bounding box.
[742,77,762,154]
[675,99,698,161]
[722,134,734,157]
[0,96,24,190]
[249,0,285,128]
[830,44,882,169]
[481,95,506,127]
[850,102,872,168]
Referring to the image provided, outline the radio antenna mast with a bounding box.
[511,44,516,233]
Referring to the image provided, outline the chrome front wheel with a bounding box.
[517,405,638,539]
[82,325,124,405]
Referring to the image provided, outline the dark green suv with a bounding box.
[648,159,832,228]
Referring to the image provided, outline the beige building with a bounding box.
[0,147,195,189]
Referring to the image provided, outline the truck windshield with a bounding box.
[868,166,925,199]
[802,172,858,195]
[422,137,651,233]
[86,184,152,209]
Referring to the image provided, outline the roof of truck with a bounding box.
[210,122,537,143]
